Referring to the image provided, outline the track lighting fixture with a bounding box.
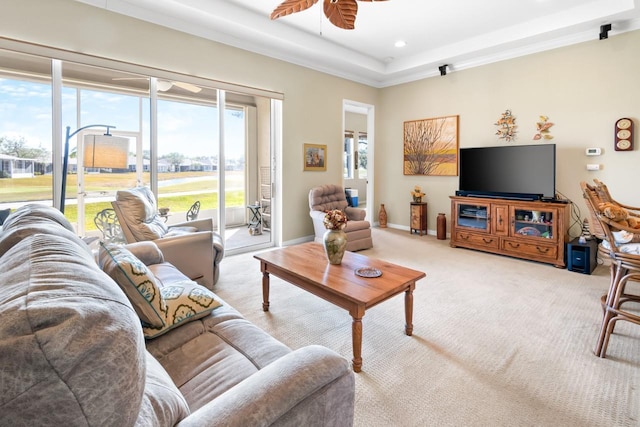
[599,23,611,40]
[439,65,448,76]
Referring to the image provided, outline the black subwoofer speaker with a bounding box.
[567,238,598,274]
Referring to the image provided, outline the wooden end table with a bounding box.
[254,242,426,372]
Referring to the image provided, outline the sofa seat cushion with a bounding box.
[0,233,146,426]
[147,317,291,412]
[145,294,245,355]
[149,261,192,286]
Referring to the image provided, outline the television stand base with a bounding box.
[450,195,570,268]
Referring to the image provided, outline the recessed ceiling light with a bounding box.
[394,40,406,48]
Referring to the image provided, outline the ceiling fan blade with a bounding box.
[112,77,149,81]
[172,81,202,93]
[157,80,173,91]
[271,0,318,20]
[324,0,357,30]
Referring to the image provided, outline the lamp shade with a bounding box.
[83,134,129,169]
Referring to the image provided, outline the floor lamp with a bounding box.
[60,124,129,213]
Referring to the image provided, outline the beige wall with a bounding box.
[2,0,639,242]
[0,0,378,243]
[378,30,640,234]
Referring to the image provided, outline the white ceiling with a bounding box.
[77,0,640,88]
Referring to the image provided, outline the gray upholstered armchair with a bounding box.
[309,184,373,251]
[111,187,224,288]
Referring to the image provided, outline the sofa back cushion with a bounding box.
[136,351,190,426]
[0,204,88,258]
[0,233,146,425]
[116,187,168,241]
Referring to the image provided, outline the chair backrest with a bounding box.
[309,184,349,213]
[111,187,168,242]
[94,208,124,243]
[580,180,640,257]
[580,181,608,242]
[186,200,200,221]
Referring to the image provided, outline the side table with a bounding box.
[410,202,428,236]
[247,204,262,235]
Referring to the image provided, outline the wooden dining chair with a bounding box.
[581,180,640,358]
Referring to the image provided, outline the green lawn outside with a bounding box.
[1,171,246,230]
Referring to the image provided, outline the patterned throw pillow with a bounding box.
[99,243,166,328]
[143,280,222,339]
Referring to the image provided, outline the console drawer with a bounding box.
[501,238,557,260]
[454,231,499,249]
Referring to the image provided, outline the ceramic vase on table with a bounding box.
[323,229,347,265]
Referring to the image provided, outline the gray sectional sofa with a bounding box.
[0,205,355,426]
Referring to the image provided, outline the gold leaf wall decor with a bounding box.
[495,109,517,142]
[533,115,554,140]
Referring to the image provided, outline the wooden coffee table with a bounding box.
[254,242,426,372]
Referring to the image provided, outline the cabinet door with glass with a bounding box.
[511,206,557,241]
[455,202,490,233]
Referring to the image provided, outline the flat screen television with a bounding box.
[457,144,556,201]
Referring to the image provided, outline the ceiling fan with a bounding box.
[112,77,202,93]
[271,0,388,30]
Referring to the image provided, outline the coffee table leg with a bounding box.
[261,264,270,312]
[404,285,414,336]
[352,316,363,373]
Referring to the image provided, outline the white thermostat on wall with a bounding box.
[585,147,602,156]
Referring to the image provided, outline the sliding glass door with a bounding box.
[0,45,277,253]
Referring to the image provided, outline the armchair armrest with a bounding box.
[170,217,213,232]
[154,231,216,289]
[177,345,355,427]
[345,207,366,221]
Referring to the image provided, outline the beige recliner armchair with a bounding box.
[111,187,224,288]
[309,184,373,251]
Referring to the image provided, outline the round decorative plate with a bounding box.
[355,267,382,278]
[517,226,541,237]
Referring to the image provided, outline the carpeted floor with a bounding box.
[214,227,640,427]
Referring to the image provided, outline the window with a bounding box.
[0,43,279,254]
[358,131,368,179]
[344,130,354,179]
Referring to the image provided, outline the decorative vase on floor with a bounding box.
[437,213,446,240]
[379,204,388,228]
[323,229,347,265]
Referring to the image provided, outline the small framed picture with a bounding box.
[303,143,327,171]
